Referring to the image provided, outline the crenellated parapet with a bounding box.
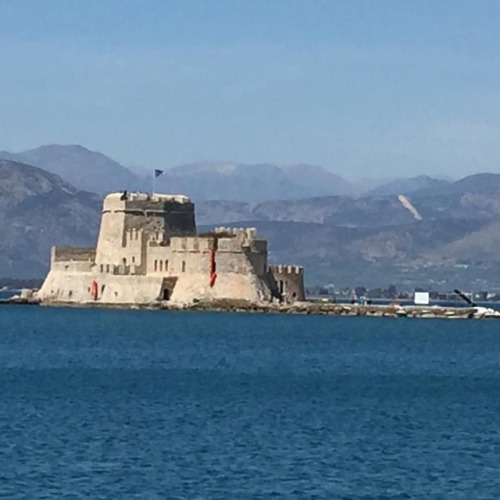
[215,226,258,241]
[268,264,303,275]
[52,246,96,263]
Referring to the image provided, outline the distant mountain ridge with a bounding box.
[0,159,100,277]
[0,145,143,194]
[0,146,355,200]
[154,161,354,201]
[364,175,451,197]
[6,143,500,202]
[4,143,500,203]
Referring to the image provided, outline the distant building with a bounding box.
[39,192,305,305]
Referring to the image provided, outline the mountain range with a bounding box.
[2,144,500,289]
[0,145,371,200]
[0,145,142,195]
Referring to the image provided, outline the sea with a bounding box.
[1,305,500,499]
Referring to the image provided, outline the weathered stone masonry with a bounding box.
[39,192,305,306]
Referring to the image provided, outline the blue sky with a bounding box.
[1,0,499,178]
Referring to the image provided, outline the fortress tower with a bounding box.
[95,192,196,266]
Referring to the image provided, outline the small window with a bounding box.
[100,264,104,273]
[132,256,135,263]
[106,264,110,273]
[159,260,163,272]
[165,260,168,271]
[122,258,127,266]
[154,260,158,272]
[68,290,73,298]
[182,261,186,272]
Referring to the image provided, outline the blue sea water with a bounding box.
[1,306,500,498]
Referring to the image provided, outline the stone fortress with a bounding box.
[39,192,305,306]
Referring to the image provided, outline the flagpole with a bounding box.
[153,169,164,196]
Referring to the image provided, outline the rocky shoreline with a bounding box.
[168,299,500,319]
[2,293,500,319]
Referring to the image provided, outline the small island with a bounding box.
[37,191,305,306]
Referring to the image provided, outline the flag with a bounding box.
[154,169,164,178]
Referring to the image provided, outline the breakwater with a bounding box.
[172,300,500,319]
[2,292,500,318]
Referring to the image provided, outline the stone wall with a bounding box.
[39,269,167,304]
[147,236,214,276]
[50,246,96,273]
[52,246,96,262]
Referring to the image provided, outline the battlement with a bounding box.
[104,192,191,204]
[215,226,259,240]
[102,192,195,225]
[169,237,214,252]
[52,246,96,263]
[268,264,303,275]
[147,231,169,246]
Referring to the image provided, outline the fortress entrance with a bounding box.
[160,277,177,302]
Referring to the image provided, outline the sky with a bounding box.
[1,0,499,179]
